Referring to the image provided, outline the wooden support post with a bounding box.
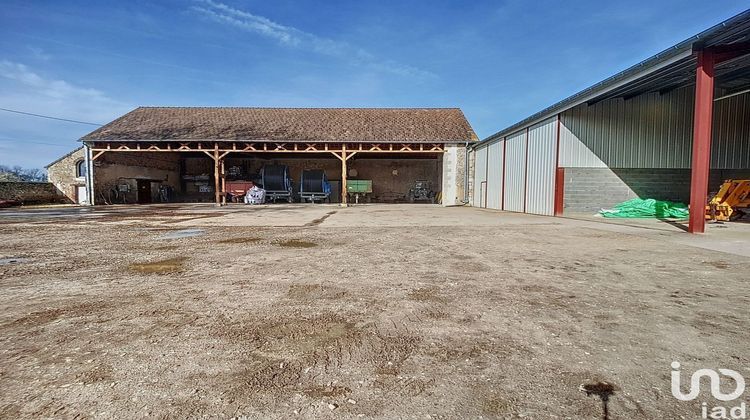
[220,159,226,206]
[341,145,348,207]
[213,144,220,206]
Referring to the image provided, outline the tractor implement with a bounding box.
[705,179,750,221]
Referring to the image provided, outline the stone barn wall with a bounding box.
[46,147,85,203]
[93,152,181,204]
[221,155,443,203]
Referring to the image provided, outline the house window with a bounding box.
[76,160,86,178]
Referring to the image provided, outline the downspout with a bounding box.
[462,141,470,204]
[84,142,94,205]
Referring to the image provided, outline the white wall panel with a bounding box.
[486,140,503,209]
[525,117,557,215]
[472,146,488,207]
[503,131,526,212]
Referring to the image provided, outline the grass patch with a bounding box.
[129,257,187,274]
[276,239,317,248]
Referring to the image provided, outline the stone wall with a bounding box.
[88,150,456,204]
[441,144,468,206]
[46,147,85,203]
[220,155,443,203]
[0,182,64,205]
[93,152,182,204]
[353,157,441,202]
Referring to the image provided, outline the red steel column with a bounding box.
[688,50,715,234]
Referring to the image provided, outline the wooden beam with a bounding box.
[91,150,106,161]
[345,151,357,161]
[213,144,221,206]
[340,146,348,207]
[90,148,446,154]
[220,159,226,206]
[88,141,447,154]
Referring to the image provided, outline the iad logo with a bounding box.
[671,361,747,419]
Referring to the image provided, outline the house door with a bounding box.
[76,186,87,204]
[137,180,152,204]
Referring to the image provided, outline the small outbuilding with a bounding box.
[46,146,88,204]
[78,107,477,206]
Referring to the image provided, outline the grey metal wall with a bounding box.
[486,140,504,209]
[559,87,750,169]
[503,131,526,212]
[471,87,749,213]
[472,146,488,207]
[712,91,750,169]
[525,117,557,215]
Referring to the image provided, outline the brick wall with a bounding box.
[0,182,65,205]
[563,167,750,213]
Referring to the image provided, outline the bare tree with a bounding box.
[0,165,47,182]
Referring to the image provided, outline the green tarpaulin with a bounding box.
[599,198,689,219]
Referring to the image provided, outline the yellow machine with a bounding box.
[706,179,750,221]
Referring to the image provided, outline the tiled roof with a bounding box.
[81,107,478,143]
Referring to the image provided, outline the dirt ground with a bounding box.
[0,204,748,419]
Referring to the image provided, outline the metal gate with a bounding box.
[486,140,504,209]
[473,146,488,207]
[503,131,526,212]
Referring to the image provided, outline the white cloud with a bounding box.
[0,60,131,123]
[0,61,133,167]
[193,0,302,46]
[28,46,52,61]
[191,0,435,80]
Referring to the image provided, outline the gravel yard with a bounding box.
[1,204,748,419]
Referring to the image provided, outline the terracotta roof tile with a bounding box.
[81,107,478,143]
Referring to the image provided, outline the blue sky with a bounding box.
[1,1,747,168]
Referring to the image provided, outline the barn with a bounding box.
[78,107,477,206]
[470,10,750,233]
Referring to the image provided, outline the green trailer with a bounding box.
[346,180,372,204]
